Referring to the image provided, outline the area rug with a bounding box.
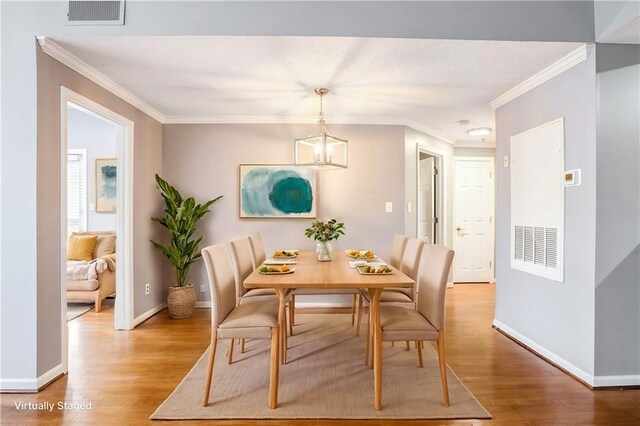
[67,302,94,321]
[151,314,490,420]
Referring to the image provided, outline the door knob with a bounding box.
[456,226,463,231]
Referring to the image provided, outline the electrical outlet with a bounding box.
[200,285,206,293]
[145,283,150,295]
[385,202,393,213]
[407,202,412,214]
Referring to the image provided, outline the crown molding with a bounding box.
[37,36,166,123]
[37,36,456,144]
[490,44,591,110]
[164,115,457,144]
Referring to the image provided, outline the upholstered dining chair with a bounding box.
[248,233,267,269]
[201,244,281,409]
[360,237,424,357]
[378,244,454,406]
[389,234,408,269]
[229,236,291,363]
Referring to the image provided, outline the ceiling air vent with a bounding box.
[66,0,125,25]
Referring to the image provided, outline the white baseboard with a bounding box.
[0,363,64,393]
[447,281,454,288]
[593,374,640,387]
[492,319,595,386]
[196,301,211,308]
[133,303,167,327]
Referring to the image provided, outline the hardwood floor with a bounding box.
[2,285,639,425]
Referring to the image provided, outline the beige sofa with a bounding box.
[66,231,116,312]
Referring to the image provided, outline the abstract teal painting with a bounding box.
[239,165,316,218]
[96,158,117,212]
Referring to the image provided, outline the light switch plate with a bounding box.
[200,285,206,293]
[385,202,393,213]
[564,169,581,186]
[503,155,509,168]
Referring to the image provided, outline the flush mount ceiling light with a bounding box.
[294,88,348,169]
[466,127,493,137]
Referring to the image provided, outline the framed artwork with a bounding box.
[96,158,117,212]
[239,164,317,218]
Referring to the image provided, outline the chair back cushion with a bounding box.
[201,244,237,328]
[228,237,255,298]
[248,233,267,269]
[389,234,408,269]
[399,238,425,299]
[417,244,454,331]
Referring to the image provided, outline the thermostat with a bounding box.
[564,169,581,186]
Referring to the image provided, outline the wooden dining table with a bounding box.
[244,250,415,411]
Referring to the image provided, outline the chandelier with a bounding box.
[294,88,348,169]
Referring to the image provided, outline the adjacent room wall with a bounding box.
[594,44,640,381]
[494,53,598,381]
[35,48,164,377]
[453,147,496,158]
[405,127,454,251]
[67,107,117,232]
[162,123,406,305]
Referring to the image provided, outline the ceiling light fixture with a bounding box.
[466,127,493,137]
[294,88,348,169]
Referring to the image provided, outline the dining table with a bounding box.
[244,249,415,411]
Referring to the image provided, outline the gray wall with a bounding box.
[594,44,640,377]
[494,54,598,377]
[35,48,164,377]
[0,0,598,387]
[67,108,117,232]
[162,124,406,305]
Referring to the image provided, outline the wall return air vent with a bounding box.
[510,118,565,282]
[66,0,125,25]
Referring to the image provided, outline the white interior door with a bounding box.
[453,158,494,282]
[418,157,435,244]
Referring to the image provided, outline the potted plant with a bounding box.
[150,174,223,318]
[304,218,345,262]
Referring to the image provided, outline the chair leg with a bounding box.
[416,340,424,367]
[437,333,450,407]
[95,295,102,313]
[291,295,296,326]
[406,341,411,351]
[368,308,374,368]
[227,339,234,364]
[240,338,245,353]
[288,299,294,337]
[364,307,371,365]
[355,294,364,336]
[202,329,218,407]
[268,327,280,409]
[351,294,356,326]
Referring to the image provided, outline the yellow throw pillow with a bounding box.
[94,234,116,258]
[67,235,98,261]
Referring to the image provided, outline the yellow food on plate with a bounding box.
[361,250,375,258]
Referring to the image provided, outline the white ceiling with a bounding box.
[51,36,582,145]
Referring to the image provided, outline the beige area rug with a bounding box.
[151,314,491,420]
[67,302,94,321]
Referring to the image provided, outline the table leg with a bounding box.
[370,288,383,411]
[275,288,287,365]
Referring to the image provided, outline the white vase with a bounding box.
[316,241,333,262]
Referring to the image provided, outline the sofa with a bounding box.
[66,231,116,312]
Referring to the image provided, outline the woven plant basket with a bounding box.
[167,284,197,319]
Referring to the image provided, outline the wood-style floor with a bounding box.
[2,284,639,425]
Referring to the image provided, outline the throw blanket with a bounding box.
[67,255,115,281]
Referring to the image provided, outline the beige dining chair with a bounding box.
[229,236,291,362]
[389,234,408,269]
[248,233,267,269]
[359,237,424,353]
[201,244,281,409]
[378,244,454,406]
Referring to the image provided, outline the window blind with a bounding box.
[67,149,87,233]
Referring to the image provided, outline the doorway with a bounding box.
[60,87,135,373]
[417,148,443,246]
[452,157,495,283]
